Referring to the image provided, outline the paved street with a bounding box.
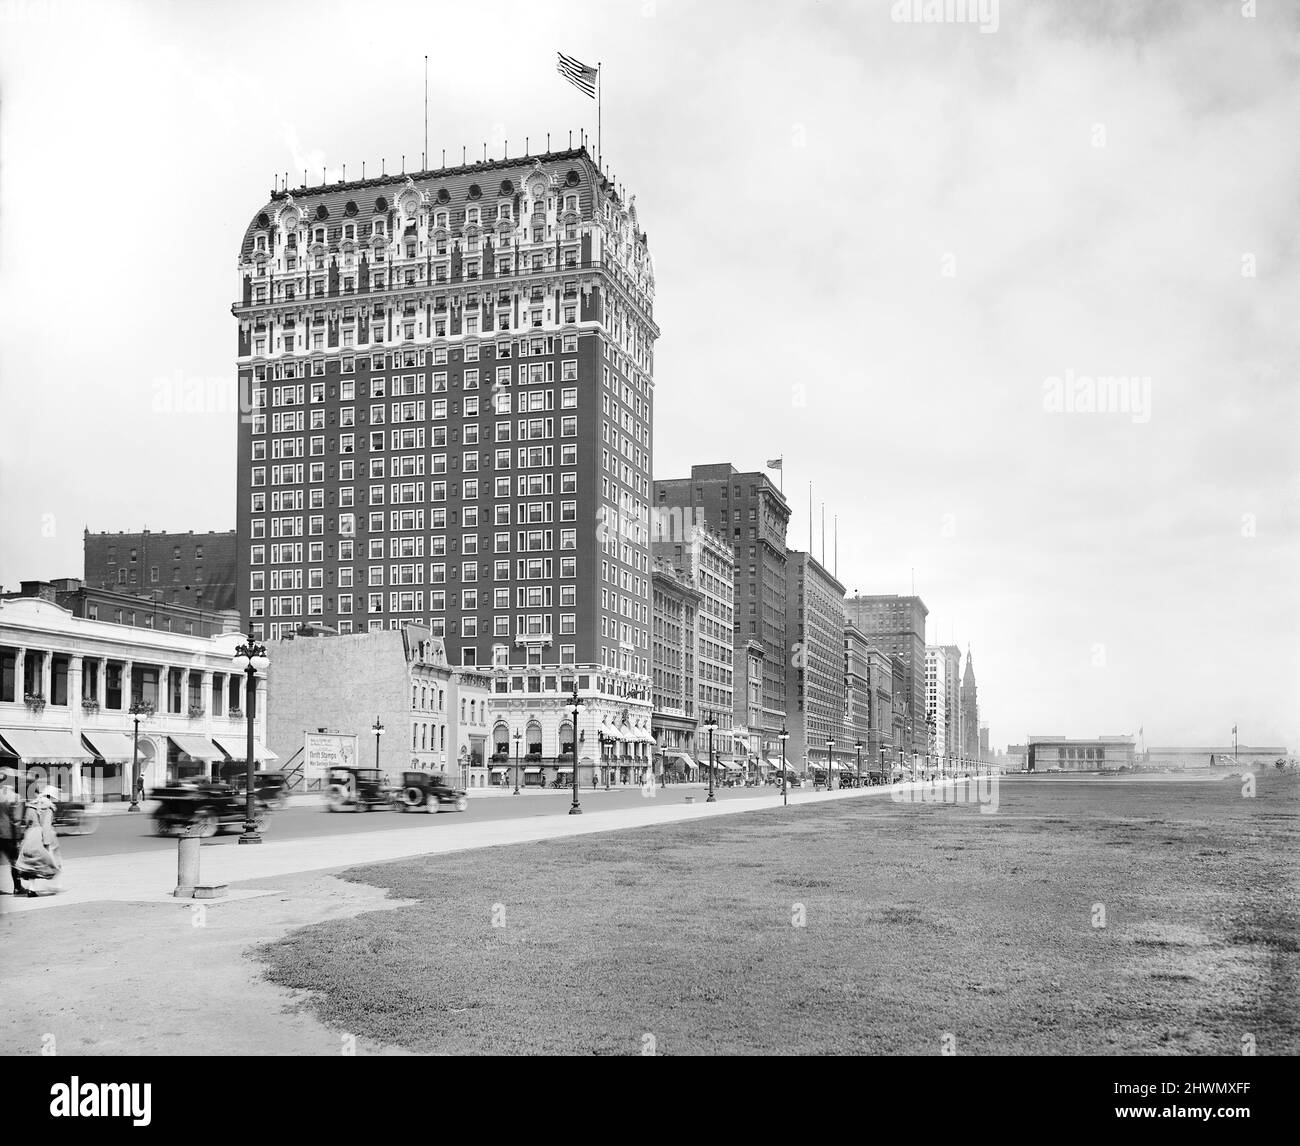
[59,783,810,858]
[8,782,874,913]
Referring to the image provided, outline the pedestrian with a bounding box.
[134,772,146,806]
[0,769,28,898]
[15,786,62,895]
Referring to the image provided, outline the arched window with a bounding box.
[526,720,543,758]
[411,724,418,750]
[559,721,574,758]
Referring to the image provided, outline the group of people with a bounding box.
[0,770,63,898]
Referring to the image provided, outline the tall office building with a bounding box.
[654,465,791,758]
[924,643,962,769]
[843,622,871,775]
[784,551,847,775]
[843,594,928,754]
[651,522,735,742]
[233,146,659,757]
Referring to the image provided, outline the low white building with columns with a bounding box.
[0,589,270,801]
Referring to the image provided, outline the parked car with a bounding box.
[397,771,469,813]
[324,766,395,812]
[151,781,264,837]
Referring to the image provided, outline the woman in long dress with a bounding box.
[15,787,62,895]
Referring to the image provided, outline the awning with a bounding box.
[638,729,657,744]
[0,728,95,763]
[211,735,279,764]
[490,766,508,773]
[168,734,222,761]
[599,721,621,740]
[557,766,573,774]
[524,766,542,773]
[80,730,138,762]
[664,751,697,770]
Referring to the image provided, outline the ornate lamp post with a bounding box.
[600,731,611,790]
[825,735,835,790]
[568,683,585,815]
[128,697,154,811]
[372,716,384,771]
[778,726,790,807]
[855,739,863,788]
[231,640,269,845]
[703,712,718,803]
[512,728,521,795]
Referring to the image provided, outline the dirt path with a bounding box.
[1,873,412,1056]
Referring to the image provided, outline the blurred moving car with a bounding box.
[151,781,265,837]
[398,771,469,813]
[215,763,292,809]
[325,766,395,813]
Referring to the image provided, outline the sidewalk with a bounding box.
[8,784,881,913]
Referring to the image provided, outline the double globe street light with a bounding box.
[231,641,269,845]
[702,712,719,803]
[778,726,790,807]
[568,683,585,815]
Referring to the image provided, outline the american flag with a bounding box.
[557,52,597,98]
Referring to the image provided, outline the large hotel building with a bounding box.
[232,147,660,767]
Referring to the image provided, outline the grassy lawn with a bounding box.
[255,771,1299,1055]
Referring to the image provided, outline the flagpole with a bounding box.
[423,55,428,170]
[597,62,602,175]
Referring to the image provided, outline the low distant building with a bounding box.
[1026,734,1137,772]
[651,564,703,779]
[84,529,239,614]
[1142,745,1289,770]
[842,623,871,777]
[266,625,493,790]
[0,588,268,800]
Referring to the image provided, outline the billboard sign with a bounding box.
[304,732,358,781]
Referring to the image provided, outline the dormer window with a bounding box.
[466,207,480,226]
[497,203,512,222]
[373,219,386,236]
[255,234,267,251]
[436,211,448,228]
[344,224,354,240]
[314,227,325,243]
[564,195,577,212]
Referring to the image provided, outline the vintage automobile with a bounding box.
[214,763,292,809]
[324,766,396,813]
[151,781,266,837]
[398,771,469,813]
[52,799,100,836]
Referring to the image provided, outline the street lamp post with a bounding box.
[513,728,521,795]
[825,736,835,791]
[568,684,585,815]
[231,641,269,845]
[879,746,886,786]
[855,739,863,788]
[778,726,790,807]
[703,712,718,803]
[372,716,384,771]
[128,698,154,811]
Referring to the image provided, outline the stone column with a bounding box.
[69,653,83,719]
[14,647,25,701]
[40,650,52,704]
[97,658,107,708]
[200,670,213,718]
[122,660,134,711]
[180,668,191,718]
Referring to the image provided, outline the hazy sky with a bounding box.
[1,0,1296,750]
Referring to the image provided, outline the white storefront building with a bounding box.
[0,594,271,801]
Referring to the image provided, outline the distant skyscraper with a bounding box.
[960,648,979,761]
[844,594,928,754]
[925,644,961,765]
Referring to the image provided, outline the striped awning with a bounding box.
[211,735,279,764]
[0,728,95,763]
[80,730,137,762]
[168,734,222,761]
